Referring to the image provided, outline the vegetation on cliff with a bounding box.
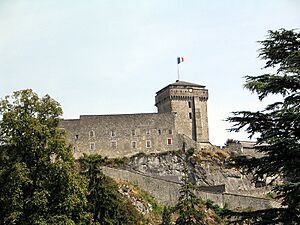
[226,29,300,224]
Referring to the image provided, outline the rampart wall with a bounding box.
[103,166,280,210]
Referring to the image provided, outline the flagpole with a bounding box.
[177,62,180,81]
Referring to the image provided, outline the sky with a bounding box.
[0,0,299,146]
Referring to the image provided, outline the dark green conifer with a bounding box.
[226,29,300,224]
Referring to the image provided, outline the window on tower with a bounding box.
[131,129,136,136]
[111,141,117,149]
[90,142,95,151]
[89,130,95,138]
[111,130,116,137]
[132,141,137,149]
[146,140,151,148]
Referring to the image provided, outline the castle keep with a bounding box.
[60,80,209,158]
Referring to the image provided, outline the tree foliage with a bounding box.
[160,149,223,225]
[0,89,90,224]
[174,172,205,225]
[226,29,300,224]
[79,154,144,225]
[160,206,173,225]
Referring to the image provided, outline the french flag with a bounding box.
[177,57,184,64]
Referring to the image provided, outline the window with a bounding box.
[158,129,161,135]
[168,129,172,135]
[132,141,137,149]
[188,101,192,108]
[111,141,117,149]
[167,138,172,145]
[146,129,151,135]
[146,140,151,148]
[73,146,76,152]
[189,113,192,119]
[111,130,116,137]
[131,129,136,136]
[75,134,79,140]
[89,130,95,138]
[90,142,95,151]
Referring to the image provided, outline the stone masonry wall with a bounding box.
[60,113,183,158]
[103,166,280,210]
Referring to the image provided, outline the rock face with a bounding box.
[111,150,268,197]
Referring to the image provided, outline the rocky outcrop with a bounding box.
[108,149,268,197]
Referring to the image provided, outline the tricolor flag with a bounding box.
[177,57,184,64]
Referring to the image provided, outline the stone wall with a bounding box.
[60,113,183,158]
[103,166,280,210]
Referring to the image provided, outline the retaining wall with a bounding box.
[103,166,280,210]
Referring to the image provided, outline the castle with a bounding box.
[60,80,210,158]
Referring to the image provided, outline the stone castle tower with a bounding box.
[60,80,210,158]
[155,80,209,143]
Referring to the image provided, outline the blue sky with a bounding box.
[1,0,299,145]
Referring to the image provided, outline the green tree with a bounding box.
[160,206,173,225]
[226,29,300,224]
[79,154,143,225]
[174,172,205,225]
[0,89,90,225]
[160,149,223,225]
[174,149,205,225]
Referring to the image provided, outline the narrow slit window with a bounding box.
[90,142,95,151]
[131,129,136,136]
[111,130,116,137]
[146,140,151,148]
[132,141,137,149]
[189,113,192,119]
[111,141,117,149]
[188,101,192,108]
[158,129,161,135]
[89,130,95,138]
